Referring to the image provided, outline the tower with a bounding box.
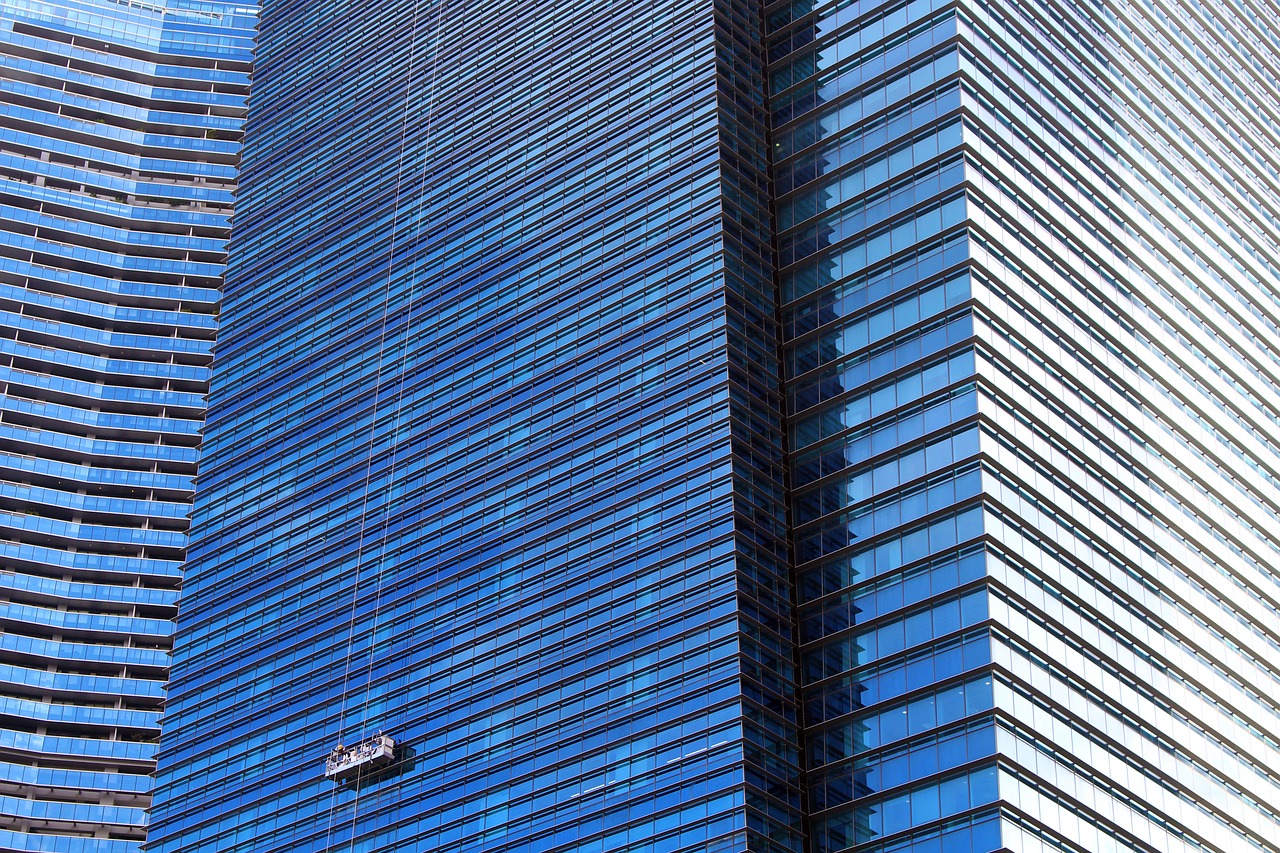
[149,1,804,851]
[149,0,1280,851]
[0,0,253,848]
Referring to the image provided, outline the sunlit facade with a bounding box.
[148,0,1280,852]
[771,0,1280,848]
[0,0,253,849]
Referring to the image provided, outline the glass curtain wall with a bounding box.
[149,2,805,852]
[145,0,1280,851]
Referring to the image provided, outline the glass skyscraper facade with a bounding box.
[769,3,992,849]
[147,0,1280,852]
[150,3,807,850]
[0,0,253,849]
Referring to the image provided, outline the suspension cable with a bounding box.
[320,0,449,847]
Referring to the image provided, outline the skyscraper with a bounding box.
[148,1,1280,852]
[0,0,254,849]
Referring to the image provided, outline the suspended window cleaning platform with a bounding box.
[324,735,396,781]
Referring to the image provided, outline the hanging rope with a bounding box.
[343,0,452,845]
[321,0,449,848]
[354,0,452,742]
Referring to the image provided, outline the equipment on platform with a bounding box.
[324,734,396,781]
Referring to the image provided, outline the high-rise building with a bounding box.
[146,1,1280,852]
[0,0,254,849]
